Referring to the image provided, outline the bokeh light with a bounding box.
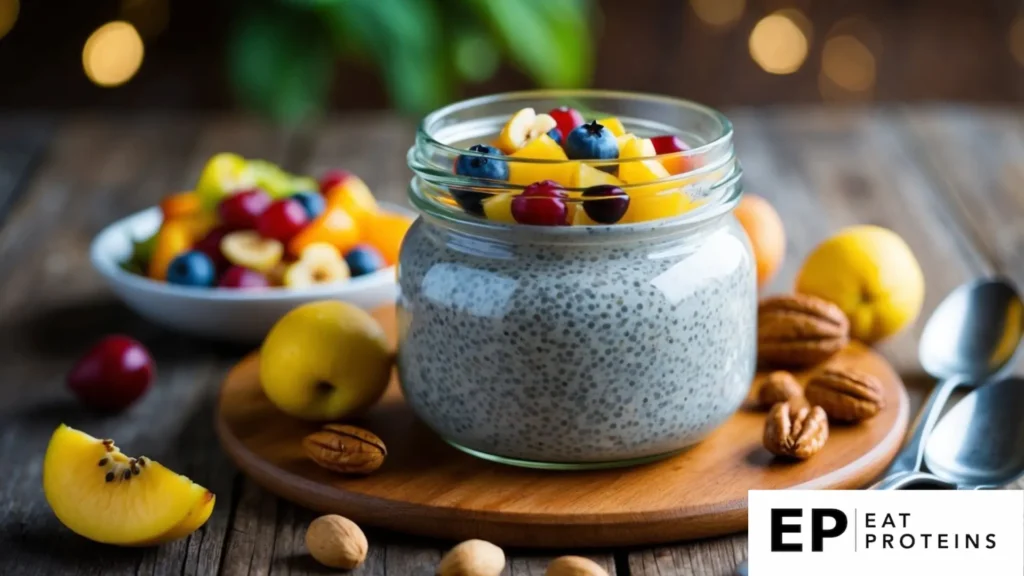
[749,11,809,75]
[0,0,18,41]
[690,0,745,28]
[83,21,145,88]
[822,35,876,92]
[1010,15,1024,66]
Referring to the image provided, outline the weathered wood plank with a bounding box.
[0,115,54,227]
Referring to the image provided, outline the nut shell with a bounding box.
[546,555,610,576]
[305,514,367,569]
[757,371,803,409]
[805,368,885,422]
[763,402,829,460]
[757,294,850,367]
[302,424,386,475]
[438,539,505,576]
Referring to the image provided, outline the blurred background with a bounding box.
[0,0,1022,123]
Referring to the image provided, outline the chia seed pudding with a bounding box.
[400,91,756,468]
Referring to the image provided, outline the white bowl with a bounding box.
[91,203,413,342]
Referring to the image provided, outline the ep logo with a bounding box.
[770,508,847,552]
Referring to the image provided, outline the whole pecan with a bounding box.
[757,371,804,409]
[763,402,829,459]
[805,368,885,423]
[757,294,850,367]
[303,424,387,475]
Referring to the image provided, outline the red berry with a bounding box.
[650,135,694,174]
[218,266,270,289]
[319,169,354,195]
[218,188,272,230]
[194,226,231,272]
[67,335,154,411]
[511,180,568,226]
[257,199,310,243]
[548,107,585,141]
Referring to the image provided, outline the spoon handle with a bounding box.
[881,375,962,479]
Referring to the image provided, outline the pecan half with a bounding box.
[303,424,387,475]
[757,371,804,409]
[763,402,829,459]
[757,294,850,367]
[805,368,885,423]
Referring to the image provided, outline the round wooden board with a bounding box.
[216,306,909,548]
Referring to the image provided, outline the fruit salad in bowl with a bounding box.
[91,154,414,341]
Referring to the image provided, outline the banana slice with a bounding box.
[497,108,558,153]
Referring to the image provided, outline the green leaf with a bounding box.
[465,0,593,87]
[227,5,334,124]
[321,0,449,113]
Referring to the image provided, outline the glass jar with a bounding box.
[401,90,755,469]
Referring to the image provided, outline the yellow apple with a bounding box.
[260,301,393,421]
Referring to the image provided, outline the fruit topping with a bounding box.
[323,172,379,228]
[291,191,326,220]
[43,424,214,545]
[582,185,630,224]
[569,162,625,189]
[482,192,517,224]
[283,243,351,288]
[218,265,270,289]
[221,230,284,273]
[288,206,360,257]
[147,220,193,281]
[548,106,585,141]
[565,121,619,161]
[193,226,231,272]
[546,128,562,145]
[511,180,568,226]
[257,199,310,243]
[248,159,297,199]
[453,144,509,215]
[195,153,255,211]
[621,190,695,223]
[319,169,354,195]
[650,134,693,174]
[67,335,154,412]
[344,245,387,277]
[217,188,272,230]
[619,135,657,158]
[507,134,572,186]
[159,191,201,220]
[165,251,217,288]
[497,107,558,153]
[596,116,626,137]
[363,212,414,265]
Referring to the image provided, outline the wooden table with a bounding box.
[1,108,1022,575]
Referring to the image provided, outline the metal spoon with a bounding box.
[925,375,1024,488]
[875,277,1024,488]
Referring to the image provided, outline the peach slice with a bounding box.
[42,424,213,546]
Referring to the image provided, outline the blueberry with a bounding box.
[547,127,563,145]
[582,185,630,224]
[290,191,325,220]
[564,121,619,161]
[344,244,387,277]
[166,251,217,287]
[452,144,509,215]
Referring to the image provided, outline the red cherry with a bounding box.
[548,107,585,141]
[67,335,154,412]
[218,188,272,230]
[257,199,310,243]
[650,135,695,174]
[218,266,270,289]
[511,180,568,226]
[194,226,231,272]
[319,169,354,195]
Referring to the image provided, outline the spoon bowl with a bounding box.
[925,376,1024,487]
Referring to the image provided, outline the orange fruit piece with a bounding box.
[159,192,201,220]
[364,211,414,265]
[325,175,379,229]
[288,207,360,257]
[734,194,786,289]
[148,220,193,281]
